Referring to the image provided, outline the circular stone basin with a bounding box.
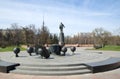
[0,49,111,65]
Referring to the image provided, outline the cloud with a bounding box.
[0,0,119,35]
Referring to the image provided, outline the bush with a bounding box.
[94,44,102,49]
[1,44,6,48]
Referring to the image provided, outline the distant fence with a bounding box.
[65,44,93,47]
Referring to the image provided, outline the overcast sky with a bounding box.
[0,0,120,35]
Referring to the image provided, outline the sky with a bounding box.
[0,0,120,35]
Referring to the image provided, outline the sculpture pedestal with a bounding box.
[59,32,65,46]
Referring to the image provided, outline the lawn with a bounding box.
[0,46,26,52]
[98,45,120,51]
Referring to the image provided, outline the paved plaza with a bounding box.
[0,47,110,65]
[0,47,120,79]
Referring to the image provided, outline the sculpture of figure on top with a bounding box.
[59,22,65,32]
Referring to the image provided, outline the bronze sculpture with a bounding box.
[59,22,65,46]
[59,22,65,32]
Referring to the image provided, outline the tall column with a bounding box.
[59,22,65,46]
[59,31,65,46]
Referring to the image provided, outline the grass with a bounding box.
[97,45,120,51]
[0,46,26,52]
[1,45,120,52]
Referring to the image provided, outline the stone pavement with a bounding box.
[0,47,120,79]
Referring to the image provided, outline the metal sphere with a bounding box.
[27,47,34,53]
[61,47,67,56]
[13,47,20,54]
[38,47,50,59]
[13,47,20,57]
[70,47,76,52]
[61,47,67,53]
[27,47,34,56]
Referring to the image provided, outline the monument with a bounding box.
[48,22,67,55]
[49,22,76,56]
[1,22,120,76]
[59,22,65,47]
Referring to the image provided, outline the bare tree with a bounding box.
[52,34,59,44]
[39,26,49,45]
[22,25,35,45]
[11,23,22,46]
[92,27,111,47]
[0,29,4,47]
